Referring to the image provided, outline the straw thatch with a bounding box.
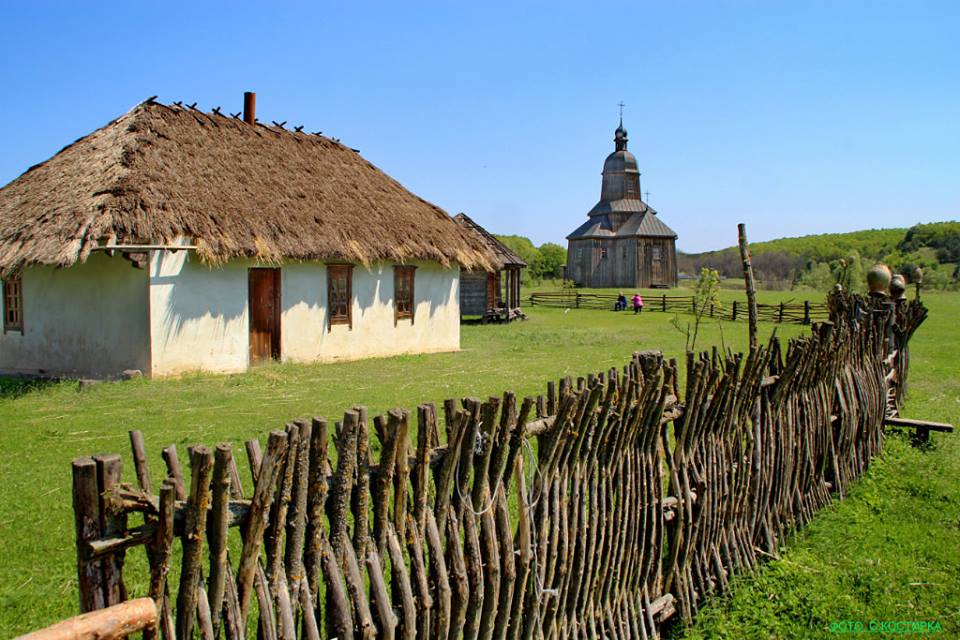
[0,99,494,275]
[453,212,526,269]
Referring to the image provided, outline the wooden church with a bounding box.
[566,119,678,288]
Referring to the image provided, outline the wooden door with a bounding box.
[249,268,281,364]
[650,243,664,286]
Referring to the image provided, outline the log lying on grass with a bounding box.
[16,597,157,640]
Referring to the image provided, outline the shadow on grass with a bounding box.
[0,375,62,399]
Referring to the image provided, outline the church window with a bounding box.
[600,247,608,259]
[651,246,662,261]
[626,180,635,195]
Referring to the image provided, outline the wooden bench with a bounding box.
[884,416,954,444]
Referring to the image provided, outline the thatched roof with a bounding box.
[453,213,527,270]
[0,99,494,275]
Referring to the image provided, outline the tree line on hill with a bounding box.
[678,222,960,291]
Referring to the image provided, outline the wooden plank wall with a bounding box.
[567,239,678,288]
[459,271,490,316]
[65,293,926,640]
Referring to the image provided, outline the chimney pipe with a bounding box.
[243,92,256,125]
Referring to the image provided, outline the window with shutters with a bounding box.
[3,274,22,334]
[327,264,353,329]
[394,265,416,323]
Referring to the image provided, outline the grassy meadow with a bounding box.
[0,288,957,638]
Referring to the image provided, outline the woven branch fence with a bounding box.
[65,293,925,640]
[528,291,830,325]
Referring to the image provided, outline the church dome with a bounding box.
[603,149,639,175]
[599,119,642,203]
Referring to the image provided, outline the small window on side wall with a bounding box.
[394,265,416,324]
[3,274,23,334]
[327,264,353,330]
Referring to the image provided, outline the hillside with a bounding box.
[680,228,906,268]
[679,223,959,290]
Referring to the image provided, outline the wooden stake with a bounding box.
[72,458,104,613]
[737,223,759,349]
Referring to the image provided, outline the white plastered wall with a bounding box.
[148,250,460,376]
[0,253,150,377]
[149,249,250,376]
[281,260,460,363]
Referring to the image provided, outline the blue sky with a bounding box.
[0,1,957,252]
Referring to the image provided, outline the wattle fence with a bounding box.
[65,293,925,640]
[528,291,831,325]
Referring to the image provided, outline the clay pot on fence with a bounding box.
[866,264,892,295]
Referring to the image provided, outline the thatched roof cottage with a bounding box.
[0,94,493,377]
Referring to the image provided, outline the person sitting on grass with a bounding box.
[632,293,644,314]
[615,291,627,311]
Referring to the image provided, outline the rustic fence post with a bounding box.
[732,300,738,321]
[72,457,105,613]
[737,223,759,348]
[576,293,581,309]
[778,302,785,323]
[175,446,214,640]
[803,300,810,325]
[662,294,667,312]
[94,454,125,607]
[207,445,233,638]
[129,431,152,494]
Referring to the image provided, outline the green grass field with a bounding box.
[0,290,956,638]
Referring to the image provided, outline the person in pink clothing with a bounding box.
[632,293,644,314]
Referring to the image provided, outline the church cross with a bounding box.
[618,101,625,120]
[645,190,651,203]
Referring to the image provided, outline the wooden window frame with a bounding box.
[326,264,353,331]
[394,265,417,325]
[3,274,23,334]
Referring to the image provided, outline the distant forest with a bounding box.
[678,222,960,291]
[492,221,960,291]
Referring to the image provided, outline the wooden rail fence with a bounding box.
[528,291,830,325]
[65,293,925,639]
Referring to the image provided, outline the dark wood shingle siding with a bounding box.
[460,270,491,316]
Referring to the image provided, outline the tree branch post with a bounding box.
[738,223,759,348]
